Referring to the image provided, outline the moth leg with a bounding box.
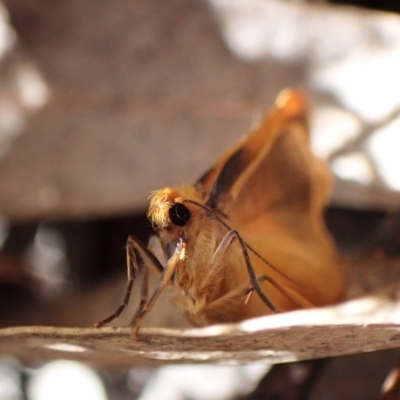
[128,250,149,326]
[253,274,315,309]
[131,239,186,337]
[206,273,313,317]
[205,274,292,314]
[128,235,167,325]
[231,230,278,312]
[202,229,277,312]
[94,236,163,328]
[205,281,255,314]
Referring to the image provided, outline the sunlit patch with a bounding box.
[44,343,87,353]
[207,0,305,61]
[136,347,296,365]
[136,350,226,362]
[311,106,361,158]
[0,3,23,158]
[238,312,305,332]
[336,297,386,318]
[0,4,15,60]
[382,363,400,395]
[27,360,107,400]
[0,4,50,159]
[331,152,374,184]
[0,358,22,400]
[388,305,400,325]
[16,63,50,110]
[0,102,24,145]
[28,225,68,299]
[367,116,400,191]
[182,323,238,337]
[314,48,400,123]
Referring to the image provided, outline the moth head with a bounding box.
[148,188,199,240]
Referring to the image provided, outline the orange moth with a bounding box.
[95,89,345,332]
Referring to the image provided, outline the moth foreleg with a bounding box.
[131,239,186,337]
[94,236,163,328]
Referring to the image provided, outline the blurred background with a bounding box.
[1,0,400,399]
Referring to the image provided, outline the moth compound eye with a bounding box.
[169,203,191,226]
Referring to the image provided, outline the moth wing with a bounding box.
[196,134,244,193]
[200,89,344,311]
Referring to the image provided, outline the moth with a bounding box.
[95,89,345,333]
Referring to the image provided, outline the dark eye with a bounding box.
[169,203,191,226]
